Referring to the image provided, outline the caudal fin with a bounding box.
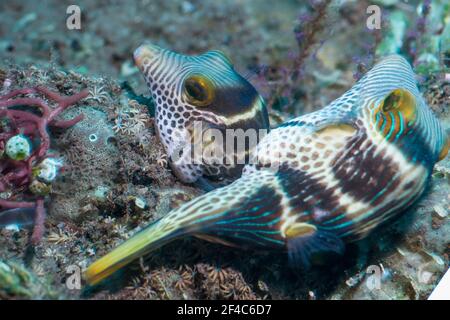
[84,218,181,286]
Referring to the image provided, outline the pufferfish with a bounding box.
[133,43,269,189]
[85,55,448,285]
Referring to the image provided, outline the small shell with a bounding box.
[93,185,110,201]
[433,205,448,218]
[33,157,64,183]
[134,197,147,209]
[5,134,32,161]
[29,180,51,196]
[127,196,147,210]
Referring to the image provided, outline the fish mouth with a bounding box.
[133,43,162,70]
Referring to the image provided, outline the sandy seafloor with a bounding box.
[0,0,448,299]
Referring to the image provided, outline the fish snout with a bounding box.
[133,43,162,69]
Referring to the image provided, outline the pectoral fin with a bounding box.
[285,222,345,269]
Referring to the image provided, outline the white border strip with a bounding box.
[428,267,450,300]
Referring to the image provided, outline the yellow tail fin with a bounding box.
[84,173,273,285]
[84,220,178,286]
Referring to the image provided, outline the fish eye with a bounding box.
[382,90,402,112]
[183,75,214,107]
[380,88,417,123]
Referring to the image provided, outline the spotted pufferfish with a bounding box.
[133,43,269,189]
[85,55,448,285]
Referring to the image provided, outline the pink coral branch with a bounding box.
[34,86,89,122]
[0,97,52,117]
[0,86,87,244]
[2,167,29,185]
[0,199,35,209]
[7,109,42,124]
[30,198,45,245]
[36,121,50,158]
[0,88,36,100]
[51,114,84,128]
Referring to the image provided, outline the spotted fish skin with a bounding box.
[246,55,448,242]
[134,43,269,187]
[85,55,448,285]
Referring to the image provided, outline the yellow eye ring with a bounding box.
[438,136,449,161]
[183,75,215,107]
[373,89,418,140]
[380,89,417,124]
